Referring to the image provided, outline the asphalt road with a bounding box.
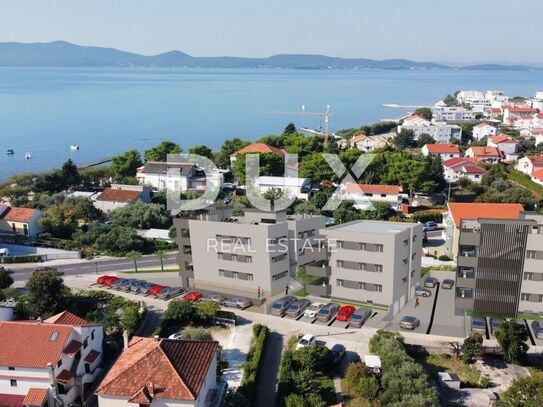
[10,252,178,282]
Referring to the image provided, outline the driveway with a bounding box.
[428,270,467,338]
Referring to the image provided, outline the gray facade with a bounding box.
[173,207,326,297]
[316,220,422,316]
[455,213,543,317]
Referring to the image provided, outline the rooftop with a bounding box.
[447,203,524,228]
[326,220,418,235]
[0,206,38,223]
[96,188,142,202]
[231,143,286,157]
[423,144,461,154]
[138,161,195,175]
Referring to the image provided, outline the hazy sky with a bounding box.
[1,0,542,64]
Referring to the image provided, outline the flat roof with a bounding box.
[325,220,417,235]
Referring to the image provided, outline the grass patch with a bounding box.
[124,268,179,274]
[413,353,485,388]
[314,375,337,405]
[509,169,543,198]
[331,298,388,311]
[294,289,309,298]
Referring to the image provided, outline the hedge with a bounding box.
[1,255,43,264]
[411,211,443,224]
[239,324,269,402]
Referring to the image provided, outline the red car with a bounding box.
[149,285,167,296]
[336,305,356,322]
[183,291,202,302]
[97,275,112,285]
[103,276,119,287]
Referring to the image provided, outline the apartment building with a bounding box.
[454,213,543,317]
[310,220,422,316]
[398,116,462,143]
[137,161,211,192]
[432,106,476,122]
[173,206,326,297]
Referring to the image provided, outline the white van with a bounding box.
[0,248,9,258]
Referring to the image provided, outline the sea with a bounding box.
[0,67,542,180]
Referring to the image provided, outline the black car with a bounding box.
[330,343,346,364]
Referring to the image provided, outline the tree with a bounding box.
[26,271,68,318]
[126,251,142,272]
[261,187,284,211]
[284,393,325,407]
[443,94,457,107]
[333,201,360,225]
[164,299,194,323]
[234,152,284,184]
[109,201,172,229]
[60,159,81,190]
[180,327,213,341]
[189,144,214,159]
[94,226,145,254]
[463,332,483,364]
[39,203,81,238]
[499,375,543,407]
[299,153,335,182]
[293,345,333,372]
[0,268,13,289]
[392,129,416,150]
[294,200,320,215]
[416,133,436,147]
[155,250,166,271]
[195,300,220,322]
[360,201,395,221]
[284,122,297,135]
[413,107,433,121]
[215,137,250,168]
[120,305,140,335]
[112,149,143,177]
[353,375,380,402]
[311,189,333,210]
[495,321,529,363]
[144,141,182,162]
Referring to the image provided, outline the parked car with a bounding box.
[531,320,543,338]
[157,287,183,299]
[348,308,372,328]
[137,282,156,294]
[304,302,325,319]
[442,279,455,289]
[118,279,138,291]
[111,278,129,289]
[415,287,431,297]
[471,317,486,334]
[103,276,119,287]
[510,319,528,335]
[424,277,438,288]
[97,275,112,285]
[183,291,203,302]
[296,334,316,350]
[168,332,182,340]
[33,267,64,276]
[423,221,439,232]
[400,316,420,330]
[330,343,346,364]
[149,285,167,296]
[270,296,296,316]
[316,303,340,322]
[223,296,253,309]
[336,305,356,322]
[286,299,311,318]
[490,318,504,336]
[201,294,227,304]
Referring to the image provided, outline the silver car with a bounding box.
[156,287,183,299]
[270,296,296,316]
[201,294,227,304]
[316,303,340,322]
[286,299,311,318]
[111,278,129,289]
[348,308,372,328]
[223,297,253,309]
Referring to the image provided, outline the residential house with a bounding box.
[397,116,462,143]
[442,158,486,183]
[516,155,543,176]
[487,134,520,161]
[503,106,539,125]
[464,146,501,163]
[0,206,43,237]
[531,169,543,186]
[442,202,524,259]
[485,107,503,120]
[137,161,212,192]
[472,123,497,141]
[342,183,405,211]
[254,176,316,200]
[456,90,484,105]
[96,337,223,407]
[432,106,476,121]
[229,143,286,165]
[421,144,462,160]
[0,311,103,407]
[509,113,543,130]
[520,128,543,143]
[94,184,151,213]
[529,91,543,111]
[350,134,389,152]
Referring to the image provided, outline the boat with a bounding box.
[70,145,79,151]
[25,153,31,160]
[6,149,14,155]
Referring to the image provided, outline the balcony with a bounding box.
[457,267,475,279]
[459,246,477,257]
[459,231,480,246]
[305,260,331,278]
[307,278,331,297]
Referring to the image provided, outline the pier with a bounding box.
[81,157,112,168]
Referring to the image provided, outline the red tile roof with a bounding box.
[468,146,501,157]
[424,144,461,154]
[56,369,74,385]
[505,106,538,113]
[84,349,101,364]
[488,134,517,144]
[23,388,48,406]
[0,394,25,407]
[63,339,83,356]
[96,188,142,202]
[231,143,286,157]
[96,337,218,402]
[346,183,402,195]
[44,311,89,325]
[448,203,524,227]
[525,155,543,165]
[532,169,543,180]
[462,164,486,174]
[0,206,38,223]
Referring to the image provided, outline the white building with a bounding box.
[503,106,539,125]
[0,206,43,238]
[442,158,486,183]
[398,116,462,143]
[94,184,151,213]
[350,134,389,151]
[465,146,501,164]
[137,161,209,192]
[531,169,543,186]
[342,183,405,211]
[529,92,543,111]
[516,155,543,176]
[254,176,315,200]
[0,311,103,407]
[96,337,222,407]
[487,134,520,159]
[472,123,497,141]
[421,144,462,160]
[432,106,476,122]
[456,90,484,105]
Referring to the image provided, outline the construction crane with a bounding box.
[265,105,334,146]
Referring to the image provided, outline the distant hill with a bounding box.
[0,41,539,71]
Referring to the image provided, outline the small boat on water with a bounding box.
[6,149,14,155]
[25,153,31,160]
[70,144,79,151]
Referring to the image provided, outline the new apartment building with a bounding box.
[455,212,543,317]
[173,206,326,297]
[308,220,422,316]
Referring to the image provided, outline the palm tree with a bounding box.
[156,250,166,272]
[126,251,142,272]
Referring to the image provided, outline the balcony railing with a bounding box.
[305,260,331,278]
[459,246,477,257]
[307,278,331,297]
[457,267,475,279]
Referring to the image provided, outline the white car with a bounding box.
[303,302,326,318]
[168,333,181,340]
[296,334,316,350]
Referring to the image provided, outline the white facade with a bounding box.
[254,176,313,200]
[472,124,497,141]
[398,117,462,143]
[516,156,543,175]
[420,144,462,160]
[136,162,213,192]
[487,137,519,156]
[432,106,476,121]
[351,135,389,152]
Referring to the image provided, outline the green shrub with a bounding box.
[412,211,443,224]
[438,254,451,261]
[2,255,43,264]
[239,324,269,402]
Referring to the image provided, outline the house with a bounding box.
[94,184,151,212]
[520,128,543,143]
[350,134,389,151]
[442,158,486,183]
[432,106,476,121]
[421,144,462,160]
[487,134,520,160]
[397,116,462,143]
[509,113,543,130]
[0,311,103,407]
[0,206,43,237]
[342,183,405,211]
[456,90,484,105]
[137,161,212,192]
[503,106,539,125]
[485,107,503,120]
[254,176,316,200]
[229,143,286,165]
[96,337,223,407]
[531,169,543,186]
[516,155,543,175]
[464,146,501,163]
[442,202,524,259]
[472,123,497,141]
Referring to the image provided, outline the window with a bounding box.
[10,380,17,387]
[359,263,366,271]
[525,273,534,281]
[336,279,344,287]
[403,258,408,265]
[272,271,288,281]
[232,272,239,279]
[359,242,367,251]
[57,359,62,368]
[403,239,408,246]
[527,250,538,259]
[337,240,344,249]
[8,366,14,371]
[375,264,383,273]
[336,260,344,268]
[272,253,287,263]
[83,338,89,349]
[91,330,95,341]
[375,244,383,252]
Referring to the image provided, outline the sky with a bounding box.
[1,0,542,65]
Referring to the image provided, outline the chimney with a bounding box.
[148,382,155,398]
[123,330,129,351]
[37,317,42,325]
[47,362,58,393]
[153,335,160,341]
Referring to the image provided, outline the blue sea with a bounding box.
[0,67,542,180]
